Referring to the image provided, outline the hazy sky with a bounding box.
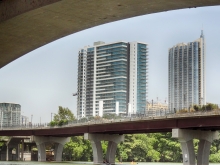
[0,6,220,123]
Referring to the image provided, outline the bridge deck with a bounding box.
[0,111,219,137]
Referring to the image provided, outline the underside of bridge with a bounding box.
[0,0,220,69]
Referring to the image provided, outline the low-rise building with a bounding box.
[146,101,168,111]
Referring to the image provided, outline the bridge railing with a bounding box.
[0,109,220,130]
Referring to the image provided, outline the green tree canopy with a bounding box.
[54,106,75,121]
[51,106,75,126]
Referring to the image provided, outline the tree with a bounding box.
[205,103,219,111]
[63,136,92,161]
[103,113,120,120]
[193,105,200,111]
[0,136,8,148]
[50,106,76,126]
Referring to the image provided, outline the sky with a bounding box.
[0,6,220,123]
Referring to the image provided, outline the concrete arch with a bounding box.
[0,0,220,68]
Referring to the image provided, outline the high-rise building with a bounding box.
[77,41,148,118]
[0,103,21,127]
[168,31,205,112]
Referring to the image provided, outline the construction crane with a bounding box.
[72,93,77,96]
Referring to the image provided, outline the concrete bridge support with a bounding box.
[6,137,24,161]
[33,136,70,162]
[84,133,124,164]
[172,129,218,165]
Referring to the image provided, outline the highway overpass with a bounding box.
[1,0,220,68]
[0,111,219,137]
[0,111,220,165]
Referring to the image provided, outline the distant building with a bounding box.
[147,101,168,111]
[21,115,29,125]
[168,31,206,112]
[0,103,21,127]
[77,41,148,118]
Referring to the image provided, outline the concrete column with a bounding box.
[84,133,124,164]
[196,129,216,165]
[54,143,64,161]
[6,146,9,161]
[172,129,218,165]
[6,146,14,161]
[36,142,46,161]
[7,147,13,161]
[16,144,20,161]
[106,141,118,164]
[21,139,24,161]
[17,144,20,160]
[33,136,70,162]
[197,139,211,165]
[179,139,195,165]
[90,141,103,164]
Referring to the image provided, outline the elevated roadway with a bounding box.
[0,111,220,137]
[1,0,220,68]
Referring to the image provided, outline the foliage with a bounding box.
[62,132,220,163]
[193,103,219,112]
[205,103,219,111]
[177,109,188,113]
[63,136,92,161]
[209,150,220,162]
[0,136,8,148]
[48,110,220,163]
[103,113,121,120]
[49,106,75,126]
[78,117,89,123]
[193,105,200,111]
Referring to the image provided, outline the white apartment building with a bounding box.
[168,31,206,112]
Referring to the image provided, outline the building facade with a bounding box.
[168,31,206,112]
[0,103,21,127]
[147,101,168,111]
[77,41,148,118]
[21,115,29,125]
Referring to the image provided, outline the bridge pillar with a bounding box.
[54,138,70,161]
[172,129,218,165]
[84,133,124,164]
[6,137,22,161]
[33,136,70,162]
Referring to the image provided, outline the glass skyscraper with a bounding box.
[168,31,206,112]
[77,41,148,118]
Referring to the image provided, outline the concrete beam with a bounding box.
[33,136,70,146]
[172,129,218,142]
[84,133,124,143]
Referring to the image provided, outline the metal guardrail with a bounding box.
[0,109,220,131]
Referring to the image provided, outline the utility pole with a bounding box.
[31,115,33,127]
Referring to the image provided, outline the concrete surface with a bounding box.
[0,0,220,68]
